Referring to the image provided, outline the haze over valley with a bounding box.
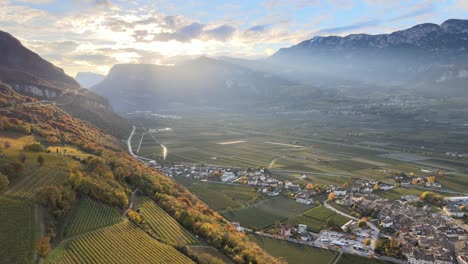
[0,1,467,264]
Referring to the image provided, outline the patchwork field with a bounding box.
[45,221,194,264]
[0,195,34,264]
[64,197,124,238]
[137,197,197,245]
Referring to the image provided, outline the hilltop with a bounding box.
[0,31,130,138]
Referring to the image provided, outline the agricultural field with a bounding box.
[0,195,34,264]
[45,221,194,264]
[284,206,350,233]
[187,181,263,211]
[337,253,390,264]
[221,196,313,229]
[374,187,429,200]
[64,197,124,238]
[137,197,197,245]
[248,234,338,264]
[4,166,68,199]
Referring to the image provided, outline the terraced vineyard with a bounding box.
[64,197,124,238]
[46,221,194,264]
[0,195,34,264]
[138,197,197,245]
[5,166,68,198]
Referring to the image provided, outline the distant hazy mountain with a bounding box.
[271,19,468,96]
[92,57,295,113]
[76,72,106,88]
[0,30,129,137]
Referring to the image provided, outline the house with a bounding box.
[443,205,465,218]
[285,181,300,192]
[379,185,394,191]
[220,171,236,182]
[381,216,393,228]
[334,188,347,197]
[296,198,312,205]
[336,194,353,206]
[231,222,244,232]
[280,224,292,237]
[401,195,420,203]
[298,224,307,233]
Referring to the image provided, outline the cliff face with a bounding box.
[0,31,130,138]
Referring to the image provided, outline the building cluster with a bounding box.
[375,197,468,264]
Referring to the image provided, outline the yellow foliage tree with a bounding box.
[364,238,371,246]
[306,183,314,190]
[35,236,51,257]
[373,183,379,190]
[328,192,335,201]
[427,176,436,183]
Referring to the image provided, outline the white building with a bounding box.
[221,172,236,182]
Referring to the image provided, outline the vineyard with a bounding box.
[64,197,124,238]
[46,221,194,264]
[4,166,68,198]
[138,197,198,245]
[0,195,34,264]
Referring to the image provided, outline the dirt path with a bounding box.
[32,204,46,264]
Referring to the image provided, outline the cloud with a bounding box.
[316,19,382,35]
[246,24,271,33]
[204,25,236,41]
[15,0,54,3]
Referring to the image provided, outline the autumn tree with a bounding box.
[328,192,335,201]
[37,155,45,166]
[127,210,143,224]
[373,183,379,190]
[35,236,51,257]
[364,238,371,246]
[0,172,9,191]
[390,237,399,249]
[411,178,418,185]
[427,176,436,183]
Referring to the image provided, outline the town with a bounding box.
[152,161,468,264]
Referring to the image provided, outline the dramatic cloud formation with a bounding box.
[0,0,465,76]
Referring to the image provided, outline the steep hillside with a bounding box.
[0,31,130,137]
[92,57,294,113]
[271,19,468,96]
[0,83,281,264]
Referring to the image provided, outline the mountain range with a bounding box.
[89,19,468,112]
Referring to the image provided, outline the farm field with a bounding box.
[337,253,391,264]
[137,197,197,245]
[248,234,338,264]
[45,221,194,264]
[221,196,313,229]
[285,206,350,233]
[64,197,124,238]
[187,181,264,211]
[375,187,430,200]
[0,195,34,264]
[4,166,68,199]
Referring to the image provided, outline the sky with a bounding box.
[0,0,467,76]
